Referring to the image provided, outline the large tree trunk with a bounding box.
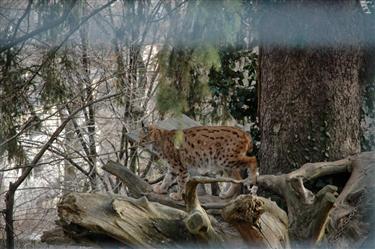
[258,1,363,174]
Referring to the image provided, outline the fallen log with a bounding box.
[103,160,290,247]
[46,192,194,248]
[42,152,374,248]
[42,166,289,248]
[42,191,277,247]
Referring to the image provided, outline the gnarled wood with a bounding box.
[102,160,231,210]
[183,176,246,244]
[322,151,375,249]
[222,195,290,249]
[103,160,152,198]
[47,192,194,248]
[256,152,374,248]
[184,176,289,248]
[256,158,352,247]
[184,177,223,243]
[42,152,374,249]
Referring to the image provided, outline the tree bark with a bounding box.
[258,1,362,175]
[79,3,98,190]
[5,183,15,249]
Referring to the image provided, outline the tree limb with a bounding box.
[0,1,77,53]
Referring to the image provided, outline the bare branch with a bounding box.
[0,1,77,53]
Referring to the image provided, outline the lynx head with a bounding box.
[139,121,162,146]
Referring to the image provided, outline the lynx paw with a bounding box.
[250,185,258,195]
[153,183,167,194]
[169,192,183,201]
[243,177,252,189]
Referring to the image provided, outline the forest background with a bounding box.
[0,0,374,248]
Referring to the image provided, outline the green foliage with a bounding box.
[209,47,257,122]
[0,58,29,163]
[182,0,242,47]
[156,44,219,116]
[157,80,187,114]
[156,0,243,116]
[0,2,72,161]
[208,46,260,153]
[40,53,69,106]
[192,45,221,71]
[156,43,260,150]
[0,111,26,163]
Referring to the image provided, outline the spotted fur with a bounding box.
[140,125,257,200]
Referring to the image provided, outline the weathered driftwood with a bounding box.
[42,192,289,248]
[103,160,230,209]
[222,194,290,249]
[184,176,289,248]
[42,152,374,248]
[256,152,375,248]
[103,160,289,246]
[42,160,289,248]
[257,158,350,247]
[47,192,194,248]
[322,151,375,249]
[183,177,224,244]
[103,160,152,198]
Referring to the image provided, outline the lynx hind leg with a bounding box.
[169,166,188,201]
[153,168,175,194]
[219,168,242,199]
[248,156,258,185]
[240,156,257,185]
[240,156,258,195]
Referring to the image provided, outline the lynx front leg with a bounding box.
[153,168,175,194]
[169,166,188,201]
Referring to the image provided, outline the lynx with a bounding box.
[140,125,257,200]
